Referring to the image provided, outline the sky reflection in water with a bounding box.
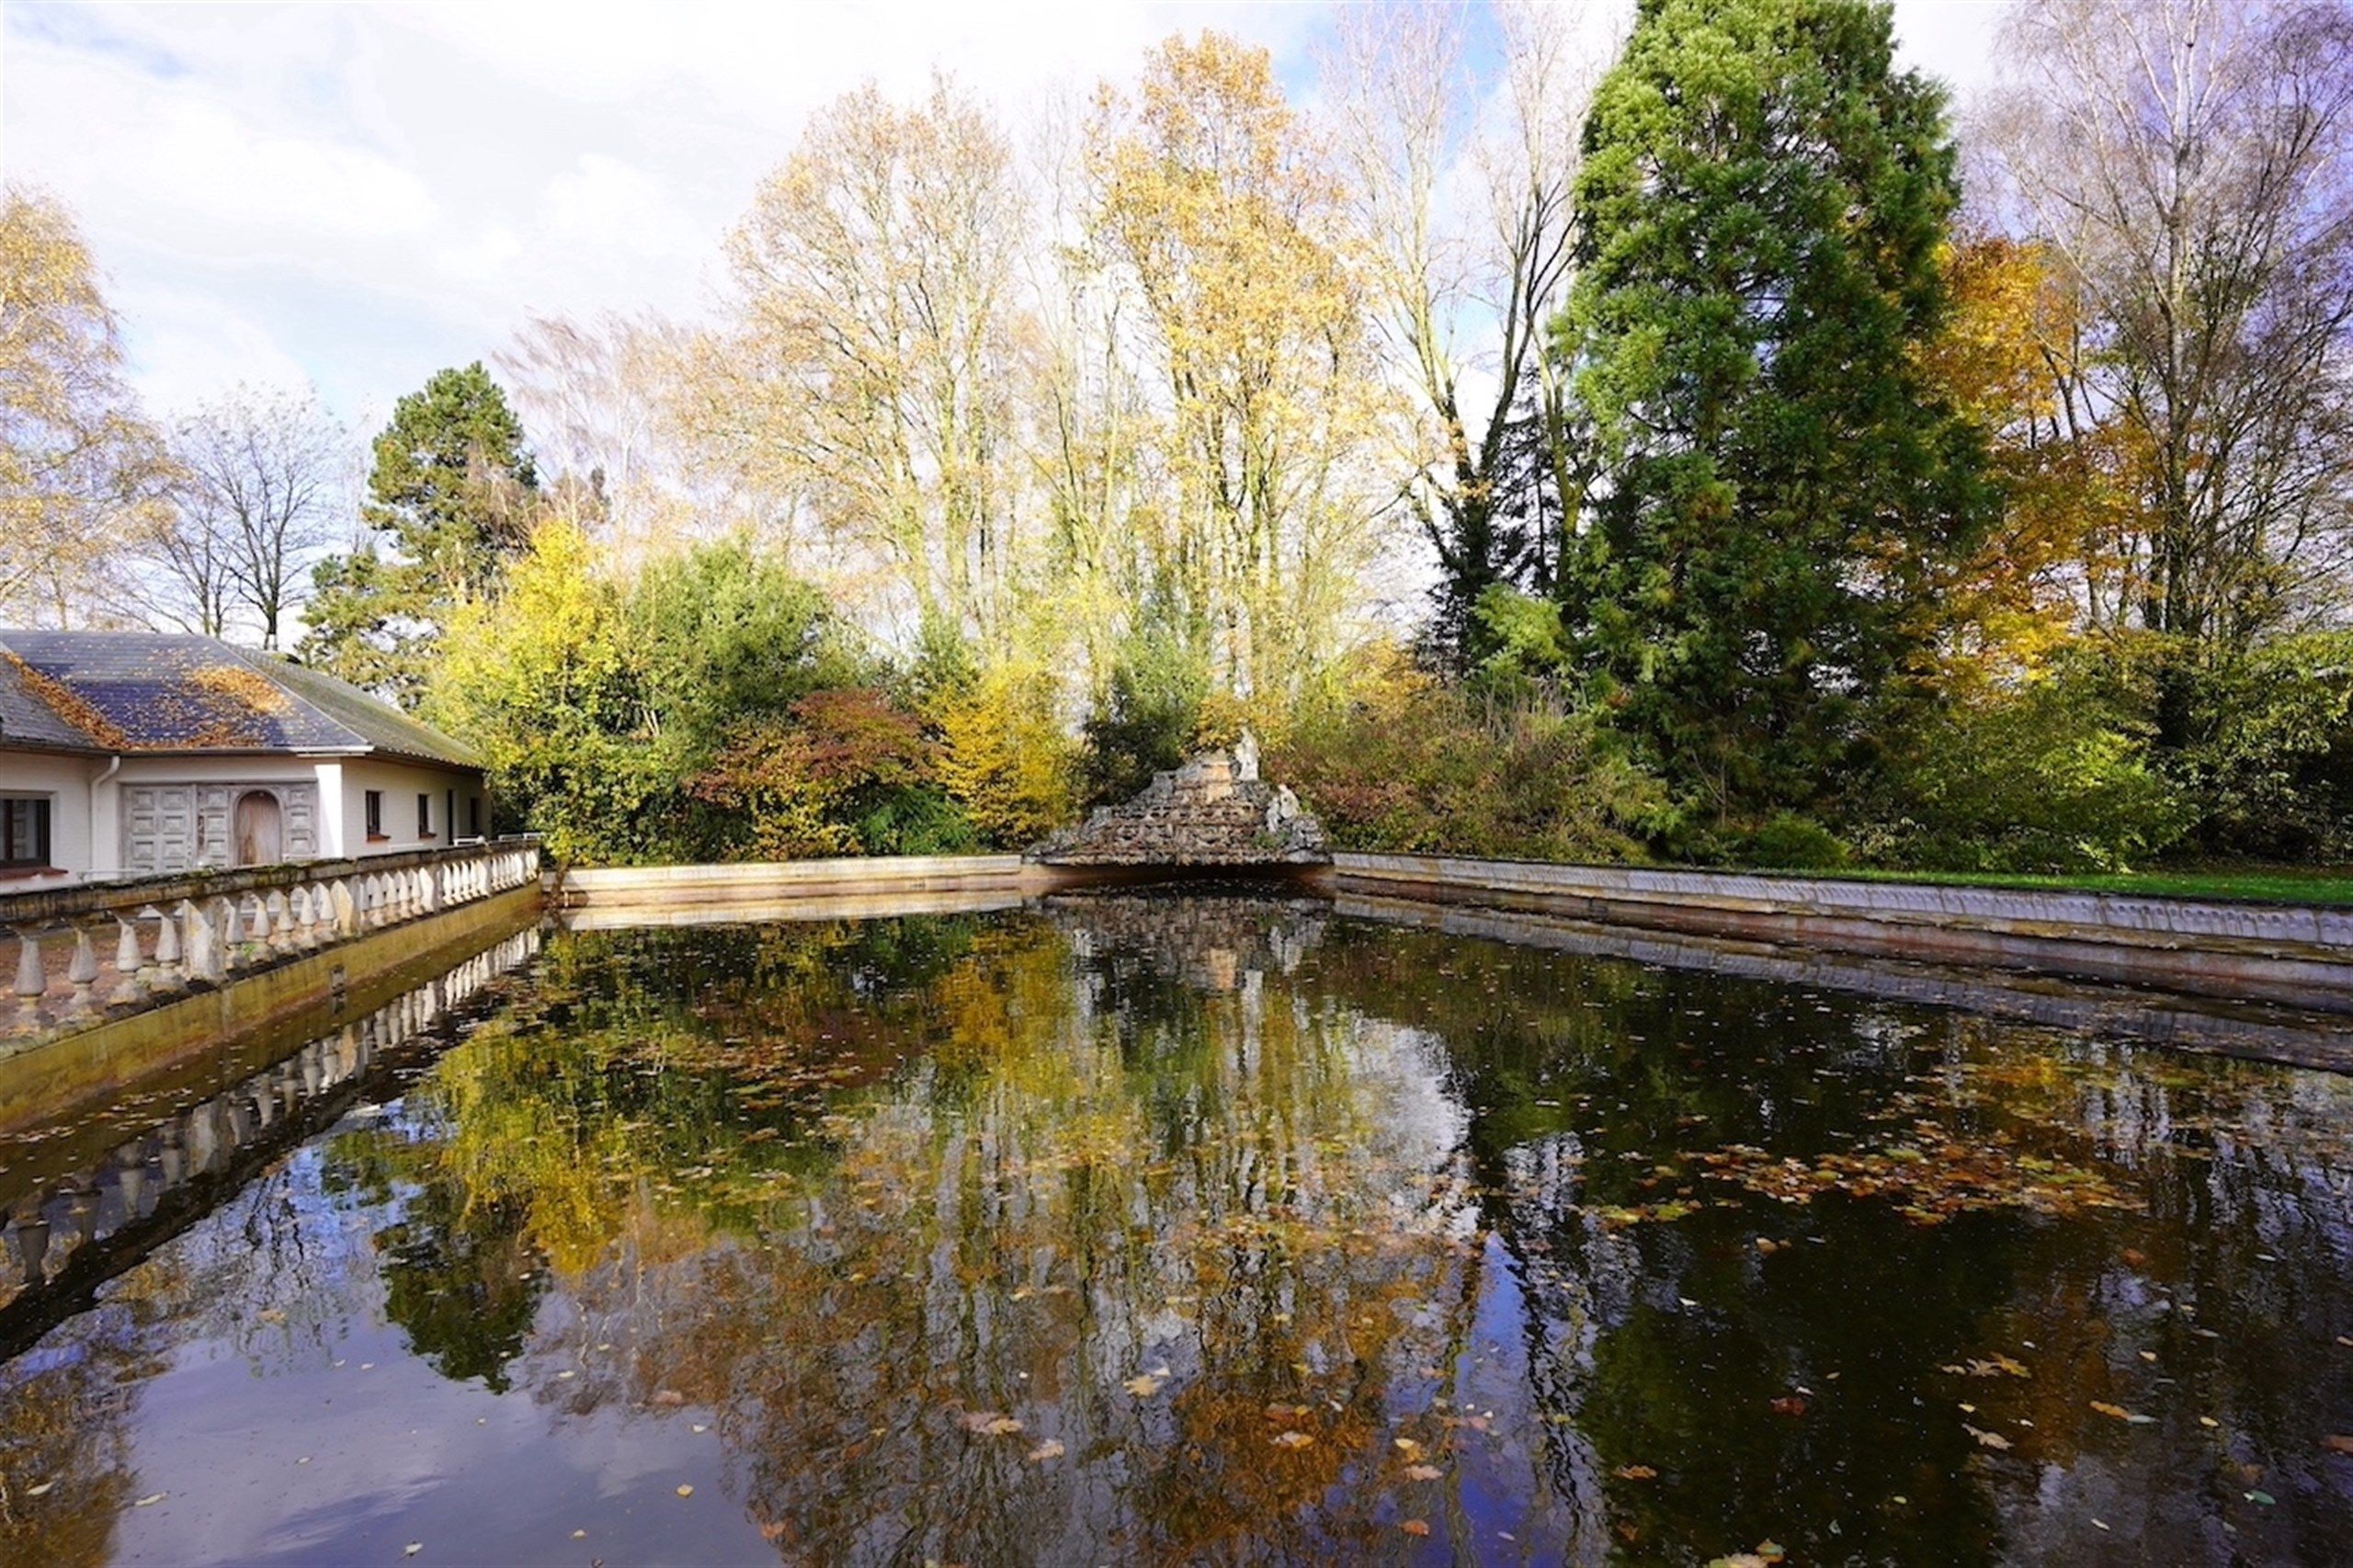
[3,892,2351,1566]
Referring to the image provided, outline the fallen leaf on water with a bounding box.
[2324,1435,2353,1456]
[2090,1402,2155,1425]
[132,1494,165,1508]
[1271,1431,1314,1450]
[1123,1374,1165,1398]
[676,1484,695,1498]
[257,1308,287,1324]
[1964,1426,2012,1451]
[25,1483,51,1498]
[1769,1396,1808,1418]
[957,1411,1022,1436]
[404,1547,421,1559]
[2200,1417,2222,1430]
[652,1390,686,1407]
[1393,1437,1424,1457]
[1613,1465,1658,1481]
[1404,1464,1442,1482]
[571,1530,586,1540]
[1027,1439,1065,1462]
[1400,1520,1431,1537]
[2246,1490,2277,1506]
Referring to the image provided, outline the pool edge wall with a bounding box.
[0,884,543,1137]
[1328,853,2353,1015]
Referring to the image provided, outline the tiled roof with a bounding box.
[0,631,481,767]
[0,649,106,752]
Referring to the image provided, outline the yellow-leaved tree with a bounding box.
[1083,32,1392,716]
[0,187,173,624]
[930,657,1081,846]
[1915,235,2128,694]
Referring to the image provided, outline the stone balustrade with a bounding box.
[0,924,540,1328]
[0,839,541,1045]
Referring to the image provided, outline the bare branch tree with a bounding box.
[1983,0,2353,665]
[160,385,349,646]
[1325,0,1612,665]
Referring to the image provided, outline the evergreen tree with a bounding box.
[300,363,538,703]
[1555,0,1991,825]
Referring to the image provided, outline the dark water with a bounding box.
[2,892,2350,1566]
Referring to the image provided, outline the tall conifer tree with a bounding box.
[301,363,538,704]
[1556,0,1990,822]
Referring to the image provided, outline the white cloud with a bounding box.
[112,279,317,415]
[5,1,1998,439]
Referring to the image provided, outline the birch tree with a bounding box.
[1983,0,2353,671]
[1327,1,1607,666]
[0,187,172,625]
[708,77,1036,652]
[1084,32,1389,707]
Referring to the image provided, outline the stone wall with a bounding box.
[1025,749,1330,868]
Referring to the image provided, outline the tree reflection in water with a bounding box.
[0,894,2349,1564]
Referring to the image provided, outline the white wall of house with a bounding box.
[1,750,486,881]
[0,750,104,881]
[338,756,488,858]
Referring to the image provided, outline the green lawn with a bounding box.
[1780,865,2353,907]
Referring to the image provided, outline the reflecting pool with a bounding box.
[3,892,2350,1565]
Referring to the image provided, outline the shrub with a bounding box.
[1869,653,2193,873]
[2166,631,2353,861]
[1742,813,1852,869]
[1271,647,1665,862]
[931,659,1082,847]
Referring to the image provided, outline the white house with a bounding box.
[0,631,489,886]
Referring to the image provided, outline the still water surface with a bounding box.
[2,892,2350,1565]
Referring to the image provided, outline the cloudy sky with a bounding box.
[4,1,2006,436]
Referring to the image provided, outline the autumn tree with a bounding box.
[0,187,172,626]
[699,77,1035,652]
[1981,0,2353,736]
[494,312,735,559]
[301,363,538,702]
[1327,1,1605,668]
[1554,0,1991,822]
[1913,235,2125,692]
[1084,31,1390,710]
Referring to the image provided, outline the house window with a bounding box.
[364,790,384,839]
[416,793,432,838]
[1,797,51,869]
[469,795,482,837]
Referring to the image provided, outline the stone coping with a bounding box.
[1330,853,2353,953]
[0,837,541,926]
[555,854,1026,890]
[1329,852,2353,1015]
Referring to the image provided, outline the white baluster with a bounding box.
[111,915,145,1005]
[12,926,47,1024]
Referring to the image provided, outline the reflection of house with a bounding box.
[0,631,487,885]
